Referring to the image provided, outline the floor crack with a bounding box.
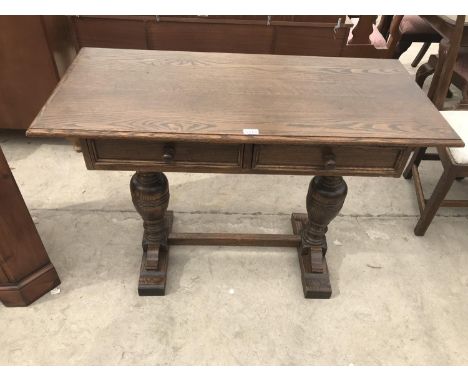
[27,207,468,219]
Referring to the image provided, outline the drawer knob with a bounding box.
[323,153,336,170]
[163,144,175,163]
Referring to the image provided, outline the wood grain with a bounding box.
[27,48,463,148]
[0,16,76,130]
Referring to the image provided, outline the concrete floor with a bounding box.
[1,43,468,365]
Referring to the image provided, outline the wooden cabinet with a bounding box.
[0,16,76,130]
[70,15,352,57]
[0,146,60,306]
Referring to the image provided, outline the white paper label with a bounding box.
[243,129,259,135]
[50,287,61,295]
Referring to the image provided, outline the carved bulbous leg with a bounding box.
[130,172,171,296]
[295,176,347,298]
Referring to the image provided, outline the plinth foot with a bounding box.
[291,213,331,299]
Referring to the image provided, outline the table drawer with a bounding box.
[252,144,411,176]
[82,139,244,171]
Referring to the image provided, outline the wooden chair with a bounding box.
[344,16,403,58]
[403,17,467,235]
[407,111,468,236]
[392,15,441,67]
[416,47,468,110]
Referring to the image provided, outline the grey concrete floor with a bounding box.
[1,43,468,365]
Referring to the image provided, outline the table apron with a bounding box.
[81,139,413,177]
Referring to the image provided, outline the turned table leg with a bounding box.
[130,172,172,296]
[291,176,347,298]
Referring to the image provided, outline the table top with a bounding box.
[27,48,463,147]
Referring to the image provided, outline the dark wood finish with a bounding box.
[405,17,467,207]
[147,22,272,54]
[272,24,349,56]
[83,139,244,172]
[130,172,170,296]
[416,54,437,88]
[403,147,427,179]
[412,41,432,67]
[348,16,374,44]
[344,16,403,59]
[168,232,300,247]
[251,144,410,177]
[82,138,411,176]
[404,114,468,236]
[299,176,347,298]
[0,146,60,307]
[27,49,462,148]
[27,48,464,299]
[0,16,76,130]
[416,48,468,110]
[392,16,441,64]
[412,148,468,236]
[292,213,332,299]
[71,16,148,49]
[71,15,352,58]
[377,15,394,39]
[421,16,466,110]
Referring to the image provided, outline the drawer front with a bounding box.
[83,139,244,171]
[252,144,411,176]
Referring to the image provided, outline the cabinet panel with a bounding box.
[73,17,147,49]
[148,22,273,53]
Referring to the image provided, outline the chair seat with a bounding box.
[454,48,468,76]
[441,111,468,164]
[400,16,436,35]
[399,15,441,42]
[348,19,387,48]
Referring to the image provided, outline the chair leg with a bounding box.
[393,40,412,59]
[403,147,427,179]
[414,169,455,236]
[415,61,435,88]
[457,87,468,110]
[411,42,431,67]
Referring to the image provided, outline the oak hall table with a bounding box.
[27,48,463,299]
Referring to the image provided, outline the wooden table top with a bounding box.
[27,47,463,147]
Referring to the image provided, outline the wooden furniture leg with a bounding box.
[0,146,60,307]
[415,56,436,88]
[393,40,412,59]
[291,176,347,299]
[403,147,427,179]
[130,172,171,296]
[411,41,432,67]
[414,167,456,236]
[459,85,468,110]
[427,15,465,110]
